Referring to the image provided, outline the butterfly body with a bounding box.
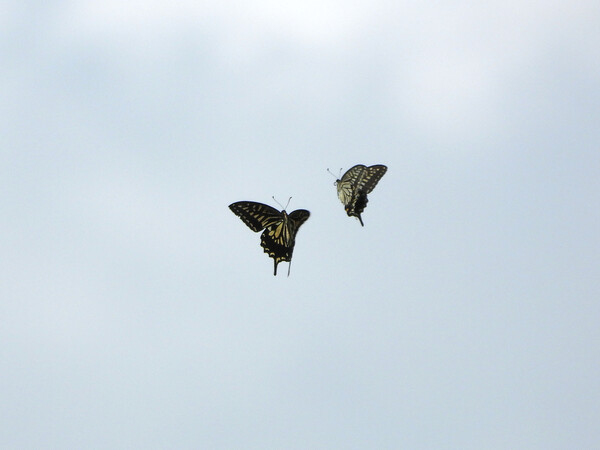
[335,164,387,226]
[229,201,310,275]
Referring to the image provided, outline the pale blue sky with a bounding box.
[1,1,599,448]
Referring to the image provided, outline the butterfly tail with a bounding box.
[273,259,278,276]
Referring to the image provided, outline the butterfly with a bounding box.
[334,164,387,226]
[229,201,310,276]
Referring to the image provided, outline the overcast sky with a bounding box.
[1,1,599,448]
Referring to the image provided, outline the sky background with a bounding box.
[1,1,600,448]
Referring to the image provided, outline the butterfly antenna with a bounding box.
[272,196,284,209]
[272,196,292,211]
[327,168,343,185]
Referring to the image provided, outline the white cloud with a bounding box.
[64,0,372,47]
[10,0,599,146]
[380,0,600,141]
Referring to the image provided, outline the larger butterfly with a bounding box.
[229,201,310,276]
[334,164,387,226]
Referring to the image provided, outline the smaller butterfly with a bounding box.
[331,164,387,226]
[229,199,310,276]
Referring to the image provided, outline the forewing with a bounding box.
[341,164,387,195]
[336,165,366,206]
[361,165,387,194]
[340,164,367,185]
[229,201,282,232]
[288,209,310,231]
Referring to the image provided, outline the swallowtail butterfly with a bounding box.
[334,164,387,226]
[229,201,310,276]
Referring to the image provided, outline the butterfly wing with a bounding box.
[336,164,366,205]
[230,202,310,275]
[260,209,310,275]
[229,201,282,232]
[288,209,310,229]
[335,164,387,226]
[361,164,387,194]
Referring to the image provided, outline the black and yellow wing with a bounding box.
[229,201,310,275]
[335,164,387,226]
[229,201,282,231]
